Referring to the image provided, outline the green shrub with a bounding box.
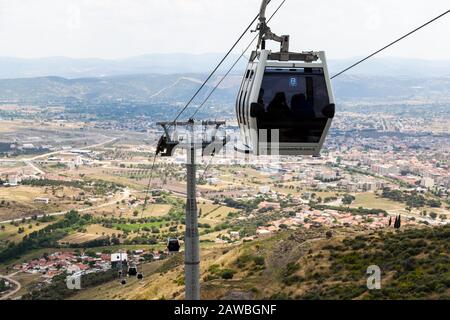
[221,269,235,280]
[253,256,265,266]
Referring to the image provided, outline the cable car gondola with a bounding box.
[128,263,138,276]
[236,0,335,156]
[167,237,180,252]
[127,262,144,279]
[113,251,128,285]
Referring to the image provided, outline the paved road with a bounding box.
[25,160,45,175]
[0,272,21,300]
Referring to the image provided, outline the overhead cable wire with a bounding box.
[190,0,287,119]
[331,9,450,79]
[171,0,274,123]
[191,0,287,181]
[140,152,158,219]
[147,6,450,209]
[192,5,449,181]
[140,2,278,219]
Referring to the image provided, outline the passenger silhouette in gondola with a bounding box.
[291,93,316,142]
[252,88,267,129]
[258,88,265,106]
[267,92,290,124]
[291,93,315,118]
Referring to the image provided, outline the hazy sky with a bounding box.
[0,0,449,59]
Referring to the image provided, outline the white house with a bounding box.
[67,265,81,274]
[206,177,221,184]
[8,175,20,186]
[420,177,434,188]
[34,198,50,204]
[259,186,271,194]
[229,231,240,240]
[256,229,271,238]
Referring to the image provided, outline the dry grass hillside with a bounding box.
[69,224,450,300]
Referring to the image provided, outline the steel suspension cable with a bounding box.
[190,0,287,119]
[140,1,280,213]
[140,3,277,222]
[331,9,450,79]
[145,6,450,215]
[140,152,158,219]
[192,6,449,181]
[171,0,274,123]
[191,0,287,182]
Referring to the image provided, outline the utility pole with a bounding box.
[156,120,227,300]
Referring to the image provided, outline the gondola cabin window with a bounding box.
[255,67,331,144]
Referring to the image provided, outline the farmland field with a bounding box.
[112,220,172,232]
[58,232,102,244]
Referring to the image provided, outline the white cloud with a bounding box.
[0,0,448,59]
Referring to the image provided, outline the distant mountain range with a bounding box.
[0,54,246,80]
[0,53,449,110]
[1,54,450,79]
[0,72,449,107]
[0,73,241,106]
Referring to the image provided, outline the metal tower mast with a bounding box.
[156,120,227,300]
[184,123,200,300]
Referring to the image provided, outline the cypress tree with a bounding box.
[394,215,401,229]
